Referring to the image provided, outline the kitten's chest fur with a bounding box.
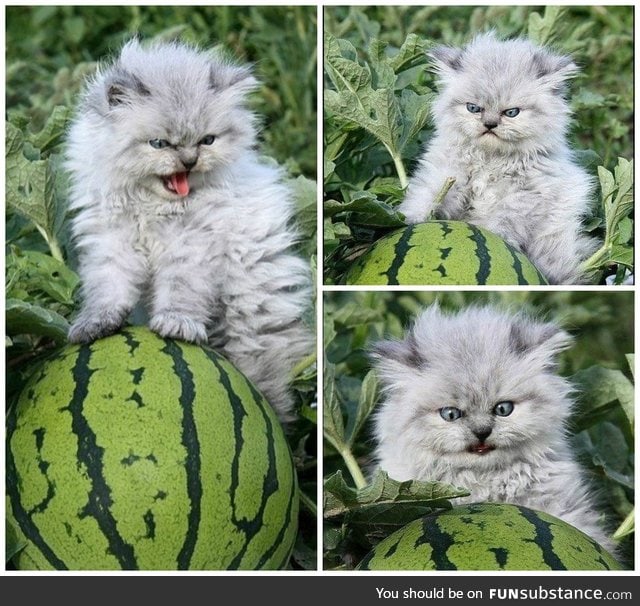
[454,156,532,217]
[441,461,546,505]
[129,205,188,257]
[117,194,226,260]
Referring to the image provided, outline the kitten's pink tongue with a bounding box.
[169,172,190,197]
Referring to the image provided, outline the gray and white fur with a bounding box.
[66,40,312,422]
[372,304,614,552]
[399,33,598,284]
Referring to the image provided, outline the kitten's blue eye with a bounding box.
[466,103,482,114]
[503,108,520,118]
[199,135,216,145]
[149,139,170,149]
[439,407,463,422]
[493,401,514,417]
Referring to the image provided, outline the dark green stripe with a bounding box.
[163,340,201,570]
[384,225,416,284]
[439,220,453,237]
[358,535,402,570]
[489,546,509,568]
[6,387,68,570]
[204,351,248,569]
[416,513,457,570]
[246,380,296,569]
[31,428,55,514]
[467,225,491,284]
[122,328,141,355]
[518,506,567,570]
[70,344,138,569]
[357,548,375,570]
[506,245,529,285]
[204,351,285,569]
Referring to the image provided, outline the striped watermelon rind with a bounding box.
[6,326,298,570]
[345,221,548,285]
[357,503,623,571]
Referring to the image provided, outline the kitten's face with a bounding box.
[113,94,252,200]
[430,34,576,155]
[373,306,573,472]
[395,353,561,471]
[83,41,257,200]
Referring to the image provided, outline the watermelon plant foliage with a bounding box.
[323,291,634,569]
[6,5,317,570]
[323,6,633,284]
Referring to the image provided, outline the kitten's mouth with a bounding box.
[162,172,190,197]
[468,443,495,455]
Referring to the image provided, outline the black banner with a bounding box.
[0,574,638,606]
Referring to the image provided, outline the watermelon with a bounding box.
[358,503,622,571]
[345,221,548,285]
[6,327,298,570]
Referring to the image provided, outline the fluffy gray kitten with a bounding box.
[66,40,312,422]
[399,33,598,284]
[372,304,614,552]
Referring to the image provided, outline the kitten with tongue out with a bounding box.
[369,304,616,552]
[65,40,313,425]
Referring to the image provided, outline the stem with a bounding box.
[581,244,610,273]
[393,153,409,190]
[339,446,367,490]
[325,430,368,489]
[381,142,409,189]
[47,237,65,264]
[36,224,65,263]
[298,488,317,517]
[432,177,456,210]
[290,352,316,379]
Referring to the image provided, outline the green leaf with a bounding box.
[324,130,349,166]
[388,33,428,73]
[398,87,433,150]
[6,121,62,257]
[324,195,405,228]
[346,369,378,446]
[324,469,468,518]
[613,508,634,540]
[582,158,634,277]
[30,105,72,154]
[288,174,317,256]
[625,354,634,381]
[576,422,633,489]
[571,365,634,432]
[324,32,408,185]
[323,360,346,449]
[613,216,633,245]
[6,298,70,343]
[7,248,79,305]
[527,6,566,45]
[323,310,337,349]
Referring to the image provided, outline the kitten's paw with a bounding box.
[68,311,127,343]
[149,312,208,344]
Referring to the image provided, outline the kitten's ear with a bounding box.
[209,63,259,97]
[429,45,464,73]
[532,50,579,94]
[370,333,426,388]
[509,318,573,370]
[105,70,150,107]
